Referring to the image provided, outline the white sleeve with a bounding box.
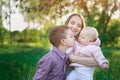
[66,47,74,54]
[91,46,108,66]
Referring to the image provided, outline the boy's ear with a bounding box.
[60,38,66,45]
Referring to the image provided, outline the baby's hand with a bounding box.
[101,62,109,70]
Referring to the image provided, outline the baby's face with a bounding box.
[78,29,94,46]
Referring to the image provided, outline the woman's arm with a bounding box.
[69,54,99,67]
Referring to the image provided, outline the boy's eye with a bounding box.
[71,35,74,38]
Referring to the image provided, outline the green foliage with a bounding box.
[0,24,9,46]
[40,38,51,49]
[1,0,120,47]
[0,17,4,46]
[100,19,120,47]
[10,28,41,43]
[40,21,55,38]
[28,29,40,42]
[11,31,21,43]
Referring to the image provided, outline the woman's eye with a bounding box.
[70,21,75,24]
[77,24,82,27]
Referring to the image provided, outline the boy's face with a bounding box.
[64,29,75,48]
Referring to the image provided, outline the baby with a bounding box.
[67,27,109,80]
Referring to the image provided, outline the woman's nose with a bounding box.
[72,27,79,32]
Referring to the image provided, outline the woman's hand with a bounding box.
[69,52,88,62]
[68,53,99,67]
[74,52,89,57]
[68,53,76,62]
[77,53,89,57]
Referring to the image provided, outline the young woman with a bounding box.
[65,14,98,66]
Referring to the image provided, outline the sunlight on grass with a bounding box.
[0,45,120,80]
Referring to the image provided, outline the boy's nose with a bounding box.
[78,37,81,41]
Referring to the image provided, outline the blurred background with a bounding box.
[0,0,120,80]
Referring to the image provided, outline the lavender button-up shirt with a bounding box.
[33,46,68,80]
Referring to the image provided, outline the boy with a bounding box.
[33,25,75,80]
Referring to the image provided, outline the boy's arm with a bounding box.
[33,57,54,80]
[69,53,99,67]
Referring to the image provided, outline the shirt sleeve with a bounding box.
[33,55,54,80]
[91,46,108,66]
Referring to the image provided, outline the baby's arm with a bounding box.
[69,53,99,67]
[91,46,109,70]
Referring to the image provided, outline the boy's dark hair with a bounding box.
[49,25,69,47]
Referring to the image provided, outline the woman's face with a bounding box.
[67,15,83,36]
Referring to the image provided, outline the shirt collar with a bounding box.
[51,46,66,60]
[89,38,101,46]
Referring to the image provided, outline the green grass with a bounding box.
[0,45,120,80]
[0,45,49,80]
[94,47,120,80]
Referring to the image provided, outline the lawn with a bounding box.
[0,45,49,80]
[94,47,120,80]
[0,45,120,80]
